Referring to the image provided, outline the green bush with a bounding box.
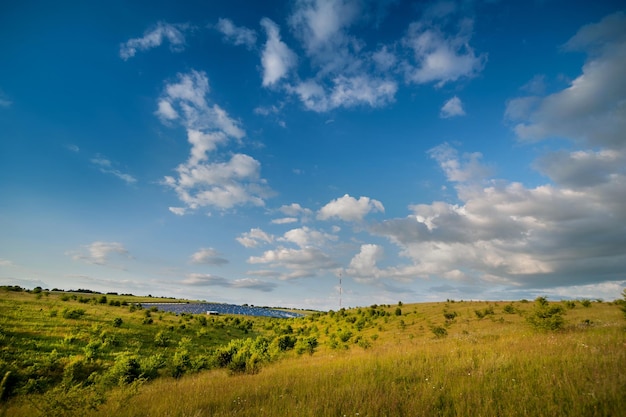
[295,336,318,355]
[62,308,85,319]
[443,311,457,320]
[431,326,447,338]
[112,317,123,327]
[275,334,297,351]
[106,354,142,386]
[154,331,169,347]
[503,304,517,314]
[527,297,565,331]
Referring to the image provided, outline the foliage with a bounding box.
[62,308,85,319]
[431,326,447,338]
[2,289,625,417]
[526,297,566,331]
[474,305,495,319]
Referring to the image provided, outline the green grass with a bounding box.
[1,289,625,416]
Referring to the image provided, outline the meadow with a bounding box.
[1,286,625,416]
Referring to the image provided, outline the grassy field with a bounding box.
[1,287,625,416]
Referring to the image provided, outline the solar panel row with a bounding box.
[140,302,303,318]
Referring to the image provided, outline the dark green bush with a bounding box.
[431,326,447,338]
[62,308,85,319]
[527,297,566,331]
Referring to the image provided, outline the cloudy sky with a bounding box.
[1,0,625,309]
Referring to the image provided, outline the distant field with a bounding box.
[1,287,625,416]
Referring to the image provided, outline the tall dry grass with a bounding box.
[88,302,625,417]
[4,298,625,416]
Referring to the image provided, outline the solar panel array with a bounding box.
[140,302,303,318]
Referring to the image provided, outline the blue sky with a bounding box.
[1,0,625,309]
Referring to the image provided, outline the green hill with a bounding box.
[1,287,625,416]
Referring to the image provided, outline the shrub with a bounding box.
[295,336,318,355]
[338,330,353,343]
[154,331,169,347]
[580,299,592,308]
[443,311,458,320]
[112,317,123,327]
[275,334,297,351]
[503,304,517,314]
[139,354,166,380]
[395,307,402,316]
[527,297,566,331]
[431,326,447,338]
[562,300,576,309]
[62,308,85,319]
[106,354,142,386]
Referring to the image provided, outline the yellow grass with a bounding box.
[3,298,625,416]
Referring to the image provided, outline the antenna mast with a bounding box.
[339,273,342,309]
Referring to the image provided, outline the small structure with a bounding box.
[207,310,220,315]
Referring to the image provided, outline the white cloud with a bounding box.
[168,207,186,216]
[248,246,338,279]
[237,228,274,248]
[0,258,15,267]
[369,135,626,292]
[157,70,270,211]
[231,278,277,292]
[67,242,131,266]
[190,248,229,265]
[90,156,137,184]
[279,226,337,248]
[507,11,626,149]
[318,194,384,222]
[182,273,276,292]
[291,74,398,112]
[428,143,492,184]
[120,21,189,60]
[214,18,257,49]
[271,217,298,224]
[440,96,465,118]
[260,18,297,87]
[402,17,486,87]
[182,273,228,286]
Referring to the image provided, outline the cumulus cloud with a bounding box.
[318,194,385,222]
[401,16,486,87]
[157,70,271,211]
[373,13,626,292]
[182,273,276,292]
[369,138,626,291]
[279,226,337,248]
[291,75,397,112]
[428,143,492,184]
[214,18,257,49]
[67,242,131,266]
[237,228,274,248]
[260,18,297,87]
[506,11,626,149]
[90,156,137,184]
[248,246,338,280]
[271,202,314,223]
[440,96,465,118]
[120,21,190,60]
[190,248,229,265]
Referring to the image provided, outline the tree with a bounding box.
[527,297,565,331]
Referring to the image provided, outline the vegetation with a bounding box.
[1,286,625,416]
